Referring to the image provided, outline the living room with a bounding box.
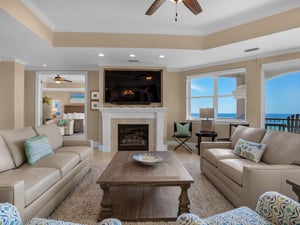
[0,1,300,224]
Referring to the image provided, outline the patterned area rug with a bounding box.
[48,154,233,225]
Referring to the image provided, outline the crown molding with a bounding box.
[20,0,55,31]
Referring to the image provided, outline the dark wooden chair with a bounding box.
[218,122,249,141]
[286,114,300,133]
[172,122,193,153]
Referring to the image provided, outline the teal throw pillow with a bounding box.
[24,135,53,165]
[233,138,266,162]
[176,123,191,136]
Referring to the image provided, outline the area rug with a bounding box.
[48,156,233,225]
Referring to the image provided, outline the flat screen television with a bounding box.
[104,70,162,104]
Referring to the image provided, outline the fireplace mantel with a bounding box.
[99,107,167,152]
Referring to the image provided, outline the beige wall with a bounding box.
[87,71,100,142]
[0,61,24,129]
[2,50,298,145]
[24,71,36,127]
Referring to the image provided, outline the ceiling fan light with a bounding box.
[170,0,182,3]
[55,80,61,84]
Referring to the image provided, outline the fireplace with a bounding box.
[99,107,167,152]
[118,124,149,151]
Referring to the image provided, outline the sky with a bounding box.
[266,71,300,114]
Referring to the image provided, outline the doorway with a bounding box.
[36,71,88,139]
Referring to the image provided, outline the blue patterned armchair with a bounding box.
[0,203,121,225]
[177,191,300,225]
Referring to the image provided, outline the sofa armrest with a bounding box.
[256,191,300,224]
[63,139,92,147]
[242,164,300,209]
[0,180,25,220]
[177,213,207,225]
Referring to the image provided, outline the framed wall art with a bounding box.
[90,90,99,100]
[90,101,99,110]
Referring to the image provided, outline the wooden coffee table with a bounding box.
[97,151,194,221]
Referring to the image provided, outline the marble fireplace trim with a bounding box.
[99,107,168,152]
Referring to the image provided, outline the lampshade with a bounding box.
[200,108,214,119]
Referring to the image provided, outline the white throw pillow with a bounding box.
[233,138,266,162]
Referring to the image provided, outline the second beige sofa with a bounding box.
[200,125,300,209]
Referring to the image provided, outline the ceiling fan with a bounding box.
[54,75,72,83]
[146,0,202,20]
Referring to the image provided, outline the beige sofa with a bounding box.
[0,124,92,223]
[200,125,300,209]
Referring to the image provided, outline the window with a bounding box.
[265,71,300,118]
[187,68,246,120]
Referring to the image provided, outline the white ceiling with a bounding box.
[0,0,300,71]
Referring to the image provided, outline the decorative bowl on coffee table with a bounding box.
[132,152,162,165]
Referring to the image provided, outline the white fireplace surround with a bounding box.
[99,107,168,152]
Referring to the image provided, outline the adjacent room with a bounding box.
[0,1,300,225]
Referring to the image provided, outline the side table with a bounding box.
[286,179,300,202]
[195,131,218,155]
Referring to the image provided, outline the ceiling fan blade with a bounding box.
[145,0,166,15]
[63,79,72,83]
[182,0,202,15]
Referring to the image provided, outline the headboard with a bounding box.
[64,105,84,113]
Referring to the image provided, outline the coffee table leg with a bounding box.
[178,184,191,216]
[97,184,112,221]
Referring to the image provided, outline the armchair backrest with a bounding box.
[256,191,300,225]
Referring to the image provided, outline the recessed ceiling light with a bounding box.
[129,54,136,58]
[43,64,47,67]
[98,53,104,57]
[159,55,165,58]
[244,47,259,53]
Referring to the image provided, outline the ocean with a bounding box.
[191,113,292,119]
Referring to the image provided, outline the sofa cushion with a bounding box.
[218,158,266,185]
[0,127,37,167]
[34,125,63,150]
[261,130,300,165]
[0,167,60,206]
[24,135,53,165]
[27,152,80,177]
[55,146,91,161]
[0,136,15,172]
[203,148,240,167]
[230,126,266,149]
[233,138,266,163]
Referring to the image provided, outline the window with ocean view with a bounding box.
[265,71,300,131]
[187,68,246,120]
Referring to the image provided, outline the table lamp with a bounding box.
[200,108,215,131]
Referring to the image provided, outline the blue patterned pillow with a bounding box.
[24,135,53,165]
[233,138,266,162]
[0,203,22,225]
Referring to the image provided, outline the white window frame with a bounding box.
[186,68,247,122]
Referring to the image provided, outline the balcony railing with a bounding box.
[265,118,287,131]
[265,114,300,133]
